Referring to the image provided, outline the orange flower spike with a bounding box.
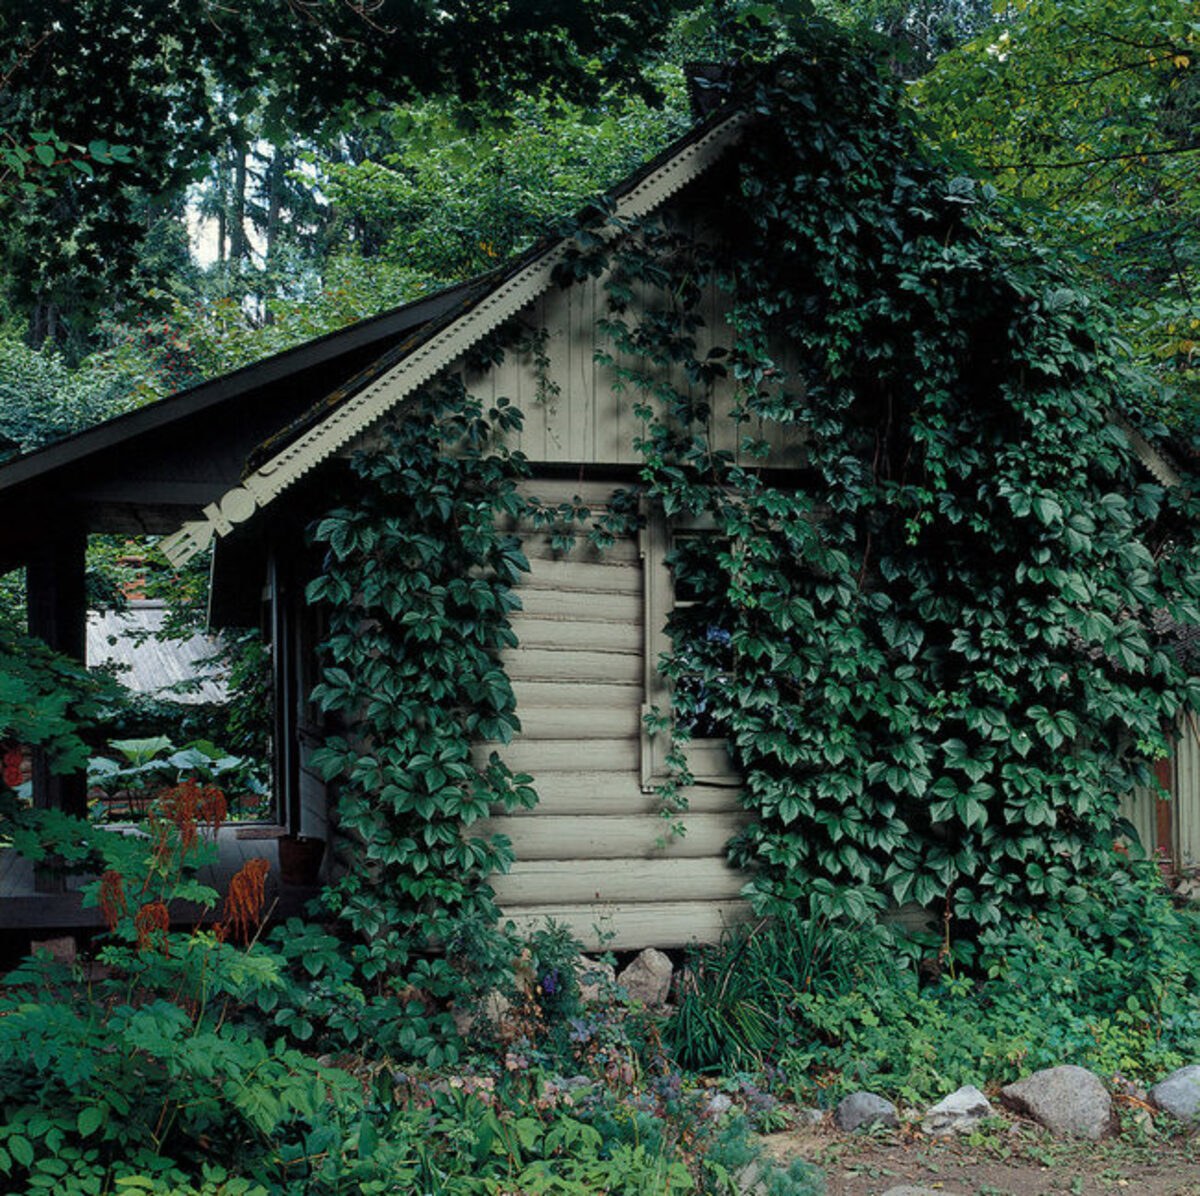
[222,857,270,943]
[134,900,171,954]
[98,869,127,931]
[197,784,228,838]
[158,779,203,854]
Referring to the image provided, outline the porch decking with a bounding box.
[0,826,316,929]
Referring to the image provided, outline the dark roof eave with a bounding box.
[0,276,483,495]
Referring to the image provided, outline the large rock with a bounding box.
[617,947,673,1007]
[1000,1065,1113,1139]
[834,1091,899,1133]
[921,1084,993,1135]
[451,989,511,1036]
[574,956,617,1003]
[31,935,77,965]
[1149,1065,1200,1121]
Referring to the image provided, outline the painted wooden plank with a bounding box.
[1120,785,1160,861]
[512,681,641,710]
[512,587,641,624]
[491,857,745,905]
[515,478,625,507]
[1175,713,1200,868]
[473,739,637,773]
[503,648,642,685]
[497,774,743,817]
[0,885,317,931]
[503,899,753,950]
[518,557,642,595]
[476,812,746,860]
[506,704,641,741]
[518,532,639,564]
[508,616,641,653]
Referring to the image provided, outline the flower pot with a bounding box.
[277,835,325,886]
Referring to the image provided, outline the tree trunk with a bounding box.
[230,145,249,264]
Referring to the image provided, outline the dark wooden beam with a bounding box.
[26,524,89,844]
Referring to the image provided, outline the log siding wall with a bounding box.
[475,479,751,951]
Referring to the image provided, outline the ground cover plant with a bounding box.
[1,760,830,1195]
[667,890,1200,1108]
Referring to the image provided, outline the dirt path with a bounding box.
[759,1117,1200,1195]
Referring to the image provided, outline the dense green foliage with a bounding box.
[577,30,1200,928]
[0,611,118,775]
[0,0,684,347]
[918,0,1200,414]
[670,886,1200,1107]
[290,24,1200,1046]
[0,790,816,1195]
[304,376,538,1056]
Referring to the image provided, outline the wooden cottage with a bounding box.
[0,93,1194,941]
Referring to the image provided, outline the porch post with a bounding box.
[26,524,88,824]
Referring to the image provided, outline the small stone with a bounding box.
[1001,1065,1113,1140]
[451,989,511,1037]
[834,1091,899,1133]
[1150,1065,1200,1121]
[575,956,617,1003]
[31,935,76,964]
[795,1107,825,1127]
[705,1092,734,1117]
[734,1160,767,1195]
[1174,876,1200,903]
[882,1188,970,1196]
[482,989,511,1023]
[921,1084,993,1135]
[617,947,673,1007]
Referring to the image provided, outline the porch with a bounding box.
[0,825,317,930]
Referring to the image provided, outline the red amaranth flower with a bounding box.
[153,779,228,856]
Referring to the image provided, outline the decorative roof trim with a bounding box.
[161,110,751,567]
[1109,412,1183,490]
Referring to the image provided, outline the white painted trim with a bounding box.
[161,111,751,567]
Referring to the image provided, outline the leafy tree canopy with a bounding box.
[0,0,684,346]
[917,0,1200,421]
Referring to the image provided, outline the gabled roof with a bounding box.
[159,106,752,566]
[0,88,1182,579]
[0,280,479,494]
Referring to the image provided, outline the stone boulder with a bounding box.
[834,1091,899,1133]
[617,947,673,1007]
[31,935,76,964]
[1149,1065,1200,1121]
[574,956,617,1003]
[451,989,511,1037]
[1000,1065,1113,1140]
[921,1084,993,1135]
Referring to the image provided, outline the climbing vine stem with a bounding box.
[305,373,537,1050]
